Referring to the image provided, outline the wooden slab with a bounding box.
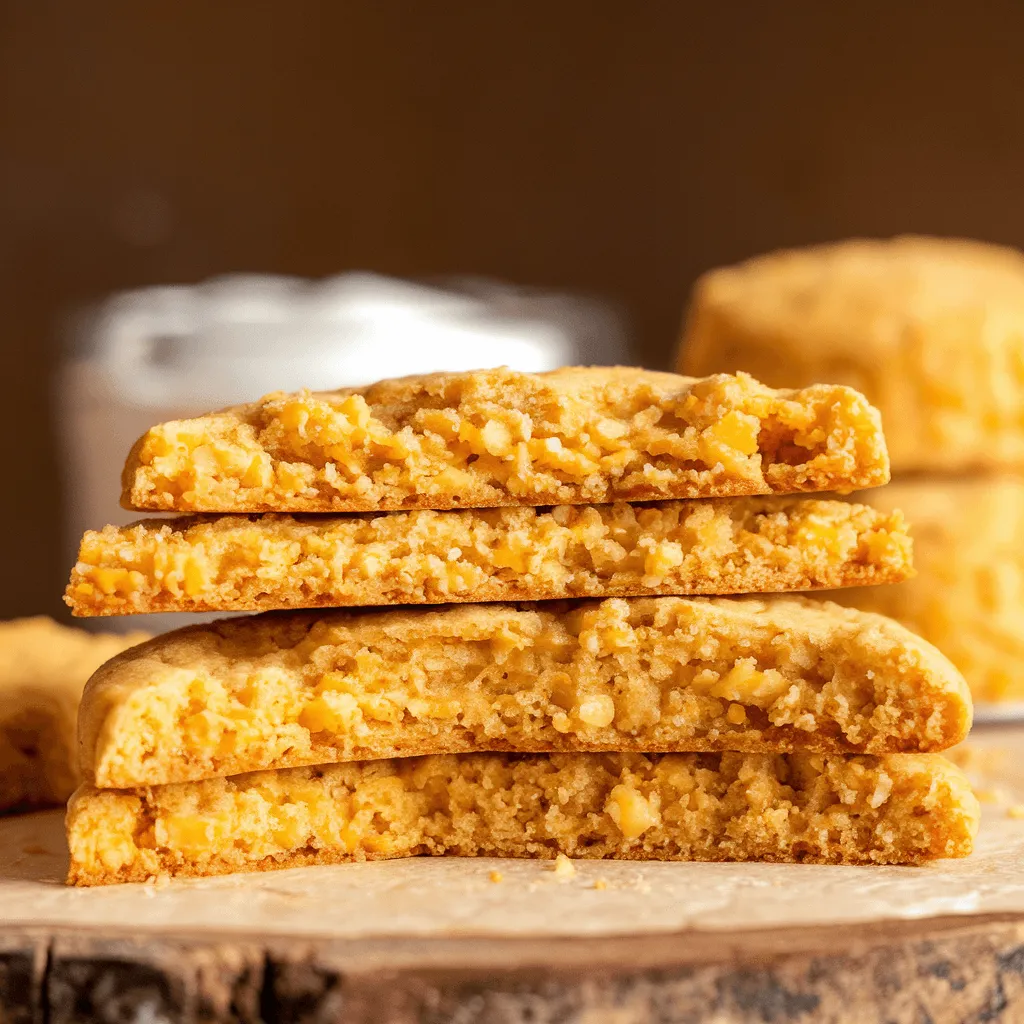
[2,726,1024,1023]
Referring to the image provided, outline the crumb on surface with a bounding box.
[553,853,576,880]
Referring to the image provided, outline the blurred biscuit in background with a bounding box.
[680,235,1024,474]
[677,236,1024,705]
[0,618,147,812]
[826,478,1024,704]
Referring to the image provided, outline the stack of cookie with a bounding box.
[679,236,1024,704]
[63,366,978,885]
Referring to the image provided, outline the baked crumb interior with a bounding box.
[66,498,912,616]
[79,596,971,789]
[121,367,890,512]
[65,750,980,885]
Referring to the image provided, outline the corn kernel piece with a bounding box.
[271,814,308,850]
[480,419,514,457]
[298,692,361,734]
[183,559,208,597]
[92,567,127,596]
[711,662,789,706]
[577,695,615,728]
[726,703,747,725]
[241,453,272,488]
[417,409,460,439]
[593,417,628,443]
[491,543,530,573]
[606,785,660,839]
[551,711,572,734]
[711,410,761,455]
[160,814,230,854]
[643,540,685,581]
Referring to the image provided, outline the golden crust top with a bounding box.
[688,236,1024,355]
[78,596,971,789]
[120,366,889,512]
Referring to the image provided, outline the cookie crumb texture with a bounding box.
[65,751,979,885]
[680,236,1024,473]
[120,367,889,513]
[80,596,971,789]
[0,618,147,811]
[66,498,912,616]
[831,477,1024,703]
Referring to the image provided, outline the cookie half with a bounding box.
[78,596,971,789]
[120,366,889,513]
[66,751,979,884]
[65,498,912,616]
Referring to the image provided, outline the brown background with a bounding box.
[4,2,1024,619]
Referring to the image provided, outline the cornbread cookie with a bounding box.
[65,498,912,617]
[65,750,979,884]
[79,596,970,790]
[0,618,147,812]
[120,366,889,513]
[679,236,1024,472]
[829,477,1024,703]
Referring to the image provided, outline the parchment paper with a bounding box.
[2,726,1022,939]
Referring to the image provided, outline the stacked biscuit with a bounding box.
[63,366,978,885]
[0,618,146,813]
[680,236,1024,703]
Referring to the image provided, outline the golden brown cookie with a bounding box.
[0,618,147,812]
[679,236,1024,472]
[829,476,1024,703]
[79,596,970,790]
[65,750,979,884]
[120,366,889,513]
[65,498,912,617]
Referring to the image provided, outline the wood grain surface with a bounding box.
[2,729,1021,1022]
[2,914,1024,1023]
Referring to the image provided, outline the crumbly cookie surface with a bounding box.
[79,596,970,789]
[0,618,147,811]
[65,498,912,616]
[680,236,1024,472]
[120,366,889,513]
[65,750,979,884]
[830,476,1024,703]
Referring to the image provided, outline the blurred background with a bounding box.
[5,1,1024,620]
